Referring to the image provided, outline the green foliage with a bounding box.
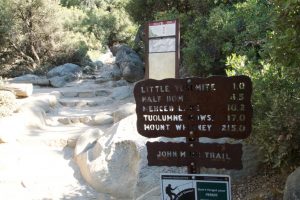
[0,0,13,48]
[227,54,300,169]
[225,1,300,169]
[267,0,300,82]
[183,0,272,77]
[126,0,173,24]
[183,5,237,76]
[82,6,137,49]
[60,0,136,50]
[60,0,129,9]
[60,0,81,7]
[0,0,136,77]
[0,0,90,76]
[51,32,89,66]
[233,0,273,62]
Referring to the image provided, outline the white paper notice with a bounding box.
[149,22,176,38]
[149,38,176,53]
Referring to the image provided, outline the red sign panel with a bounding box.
[134,76,253,139]
[147,142,243,170]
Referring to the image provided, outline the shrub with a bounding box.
[226,54,300,169]
[0,0,91,76]
[82,6,137,50]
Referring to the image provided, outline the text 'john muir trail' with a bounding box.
[156,151,231,161]
[134,76,253,139]
[146,142,243,169]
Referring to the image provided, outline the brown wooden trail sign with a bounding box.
[134,76,253,139]
[133,76,252,172]
[146,142,243,170]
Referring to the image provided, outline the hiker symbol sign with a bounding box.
[161,174,231,200]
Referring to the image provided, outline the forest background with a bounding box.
[0,0,299,172]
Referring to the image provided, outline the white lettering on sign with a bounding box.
[198,124,212,131]
[166,95,184,103]
[143,114,183,122]
[142,96,161,103]
[189,114,212,121]
[178,105,201,112]
[195,83,216,91]
[173,83,216,92]
[204,152,231,160]
[174,85,184,92]
[157,151,186,158]
[142,105,175,112]
[141,85,170,93]
[175,124,186,131]
[221,124,246,132]
[144,124,171,131]
[134,76,252,139]
[175,124,212,132]
[205,193,218,197]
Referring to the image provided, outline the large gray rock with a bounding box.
[74,114,263,200]
[74,128,104,156]
[113,103,136,123]
[111,86,132,100]
[11,74,50,86]
[47,63,82,87]
[91,113,114,126]
[115,45,144,83]
[95,64,122,83]
[284,167,300,200]
[105,79,129,88]
[49,76,67,88]
[47,63,82,78]
[74,116,142,199]
[94,60,104,69]
[110,44,122,56]
[74,115,185,199]
[120,62,145,83]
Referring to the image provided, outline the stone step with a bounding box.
[56,116,92,125]
[55,113,114,126]
[61,89,111,98]
[58,97,114,107]
[47,105,116,126]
